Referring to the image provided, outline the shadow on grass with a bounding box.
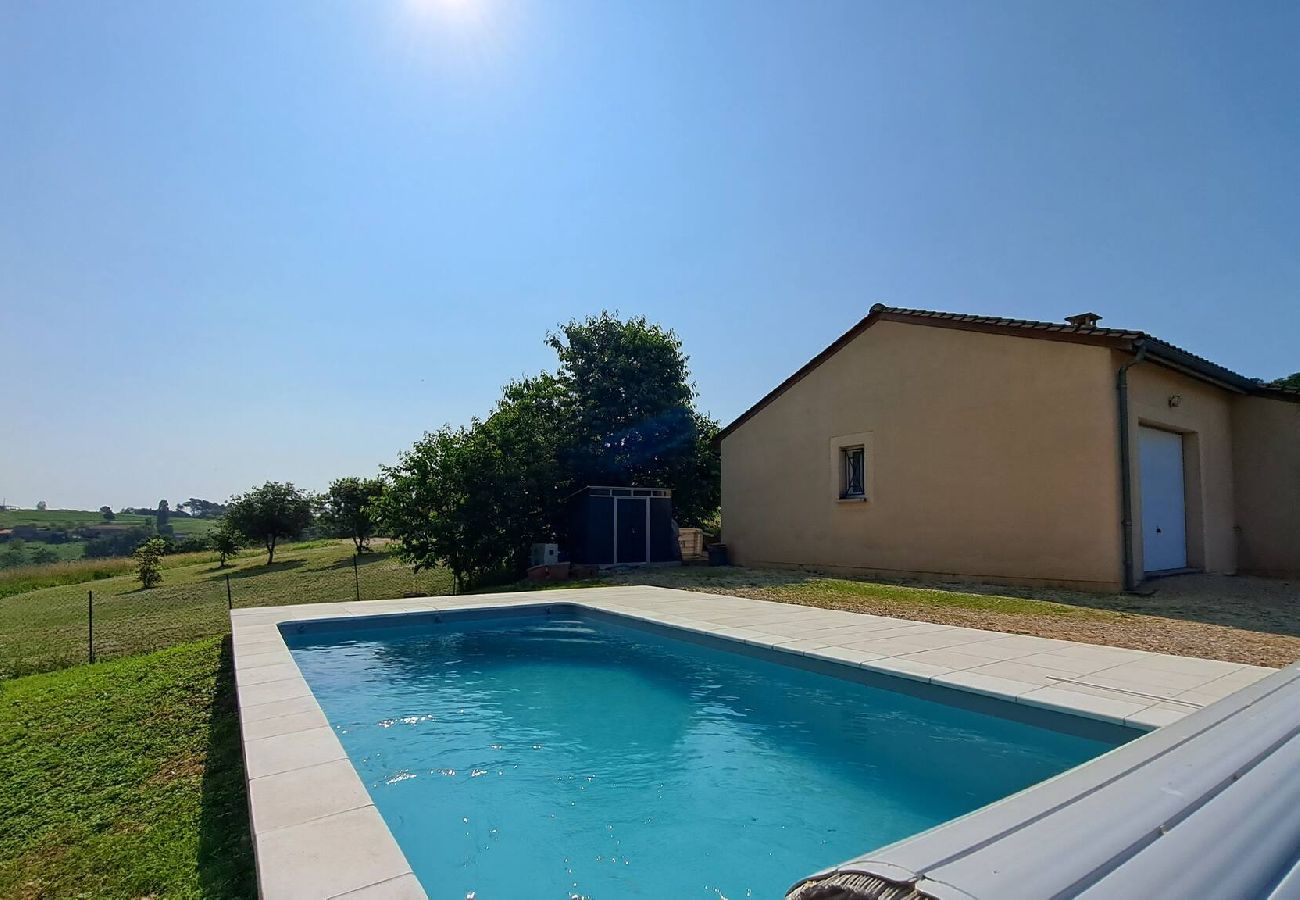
[325,551,390,571]
[197,637,256,898]
[203,559,306,582]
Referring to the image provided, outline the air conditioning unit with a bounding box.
[530,543,560,567]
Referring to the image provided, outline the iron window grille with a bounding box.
[841,446,865,499]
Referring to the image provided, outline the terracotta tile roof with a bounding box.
[719,303,1293,440]
[873,304,1147,342]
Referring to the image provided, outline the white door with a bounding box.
[1139,426,1187,572]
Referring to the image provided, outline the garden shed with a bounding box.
[568,486,679,566]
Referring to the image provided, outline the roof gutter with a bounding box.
[1141,341,1255,394]
[1117,340,1149,593]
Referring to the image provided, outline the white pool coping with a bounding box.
[230,585,1276,899]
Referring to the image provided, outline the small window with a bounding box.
[841,446,865,499]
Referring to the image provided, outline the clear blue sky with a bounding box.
[3,0,1298,510]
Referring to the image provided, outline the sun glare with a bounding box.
[406,0,484,25]
[390,0,513,78]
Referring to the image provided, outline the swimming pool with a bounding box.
[282,607,1136,898]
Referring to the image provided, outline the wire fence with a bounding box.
[0,547,455,679]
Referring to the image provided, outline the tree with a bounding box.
[320,477,386,552]
[156,499,171,535]
[134,537,166,588]
[379,314,721,586]
[35,501,46,511]
[378,372,571,590]
[209,521,243,568]
[1270,372,1300,391]
[378,424,517,592]
[31,546,60,565]
[226,482,314,564]
[547,312,721,526]
[183,498,227,518]
[99,505,116,521]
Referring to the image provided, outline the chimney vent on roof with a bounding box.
[1066,312,1103,328]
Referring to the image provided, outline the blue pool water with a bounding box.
[284,609,1133,898]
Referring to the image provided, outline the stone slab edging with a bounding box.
[231,586,1276,899]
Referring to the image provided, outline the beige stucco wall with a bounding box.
[1232,395,1300,576]
[721,321,1125,590]
[1122,357,1238,580]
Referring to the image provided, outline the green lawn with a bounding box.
[0,541,454,895]
[0,637,253,899]
[0,540,453,678]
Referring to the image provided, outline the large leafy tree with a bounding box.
[380,314,720,587]
[1270,372,1300,390]
[549,312,720,526]
[225,482,313,564]
[320,477,387,552]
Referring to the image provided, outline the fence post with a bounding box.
[353,553,361,602]
[88,590,95,664]
[226,573,233,611]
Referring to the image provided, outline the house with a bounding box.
[719,304,1300,591]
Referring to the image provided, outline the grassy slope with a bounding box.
[0,637,253,899]
[1,540,453,678]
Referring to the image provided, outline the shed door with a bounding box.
[616,498,648,564]
[1139,426,1187,572]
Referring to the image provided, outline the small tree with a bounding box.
[35,500,46,511]
[31,546,60,565]
[226,482,314,564]
[209,521,243,568]
[99,505,116,521]
[320,477,386,553]
[134,537,166,588]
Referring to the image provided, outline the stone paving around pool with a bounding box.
[230,586,1276,899]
